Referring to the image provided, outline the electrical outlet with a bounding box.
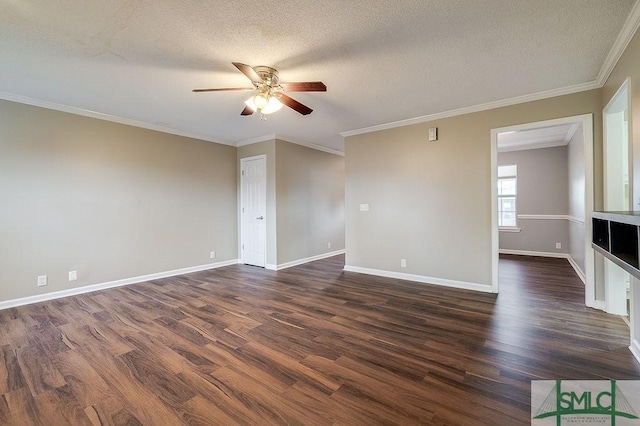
[401,259,407,268]
[69,270,77,281]
[556,242,562,249]
[327,242,331,249]
[37,275,47,287]
[210,251,216,259]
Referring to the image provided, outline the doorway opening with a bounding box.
[490,114,595,307]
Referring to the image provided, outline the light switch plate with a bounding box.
[37,275,47,287]
[359,204,369,212]
[69,270,77,281]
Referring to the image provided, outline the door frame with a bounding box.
[239,154,267,267]
[603,77,632,208]
[490,114,594,306]
[603,77,632,315]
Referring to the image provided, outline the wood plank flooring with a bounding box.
[1,254,639,425]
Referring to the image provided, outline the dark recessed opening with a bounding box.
[610,222,639,269]
[592,218,609,251]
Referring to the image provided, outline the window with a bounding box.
[498,164,517,228]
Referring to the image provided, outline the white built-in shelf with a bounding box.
[592,211,640,279]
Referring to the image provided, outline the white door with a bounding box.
[241,156,266,267]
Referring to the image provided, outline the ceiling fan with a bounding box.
[193,62,326,118]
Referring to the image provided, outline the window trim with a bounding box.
[498,164,518,230]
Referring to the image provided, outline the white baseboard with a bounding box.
[270,250,345,271]
[0,259,239,311]
[343,265,493,293]
[566,256,586,284]
[499,249,569,259]
[630,339,640,365]
[499,249,587,284]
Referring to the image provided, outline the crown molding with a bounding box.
[236,133,344,156]
[4,1,639,151]
[565,123,580,142]
[340,81,598,138]
[274,134,344,156]
[341,1,640,139]
[498,139,569,153]
[0,91,234,146]
[596,0,640,86]
[498,121,580,152]
[236,134,276,147]
[0,90,345,156]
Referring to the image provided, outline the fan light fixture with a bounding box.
[245,94,283,115]
[253,92,269,109]
[193,62,326,117]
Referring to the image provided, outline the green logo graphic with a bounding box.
[533,380,639,425]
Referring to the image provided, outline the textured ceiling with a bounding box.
[0,1,636,151]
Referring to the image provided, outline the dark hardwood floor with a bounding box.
[1,254,639,425]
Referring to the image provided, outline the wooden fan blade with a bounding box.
[232,62,262,83]
[192,87,254,92]
[280,82,327,92]
[241,105,255,116]
[279,94,313,115]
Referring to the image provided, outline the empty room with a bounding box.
[3,1,640,425]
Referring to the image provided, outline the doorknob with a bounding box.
[256,216,264,220]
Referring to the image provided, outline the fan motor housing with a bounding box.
[254,66,279,86]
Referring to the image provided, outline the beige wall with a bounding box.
[603,27,640,209]
[238,138,345,268]
[12,24,640,302]
[345,90,602,289]
[275,140,345,265]
[0,99,237,302]
[600,22,640,308]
